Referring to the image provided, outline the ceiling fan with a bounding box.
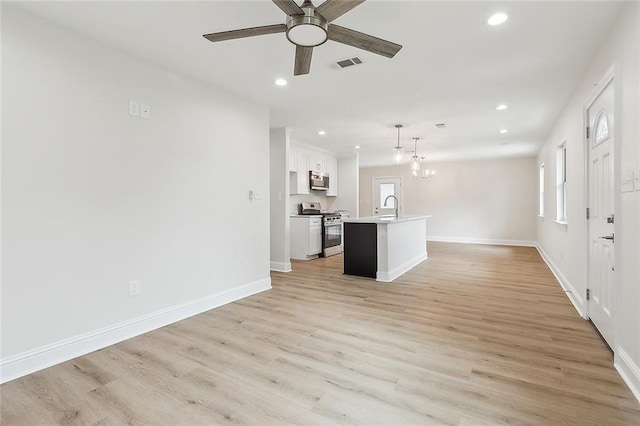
[202,0,402,76]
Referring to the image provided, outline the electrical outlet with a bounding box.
[128,100,140,117]
[129,280,140,297]
[140,104,151,119]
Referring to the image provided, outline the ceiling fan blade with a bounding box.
[203,24,286,43]
[294,46,313,76]
[327,24,402,58]
[272,0,304,16]
[316,0,365,22]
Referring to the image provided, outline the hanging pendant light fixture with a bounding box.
[419,153,437,180]
[410,137,421,176]
[421,168,437,179]
[393,124,403,163]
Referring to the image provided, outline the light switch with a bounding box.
[140,104,151,119]
[622,171,634,193]
[128,100,140,117]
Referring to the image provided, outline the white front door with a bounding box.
[373,177,402,216]
[586,78,615,348]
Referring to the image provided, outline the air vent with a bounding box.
[336,57,363,68]
[434,123,447,129]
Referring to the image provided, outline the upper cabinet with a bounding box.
[289,150,297,172]
[289,142,337,196]
[290,148,309,195]
[309,153,326,173]
[326,156,338,197]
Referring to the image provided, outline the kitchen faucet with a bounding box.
[384,195,399,218]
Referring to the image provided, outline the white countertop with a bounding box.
[290,214,322,218]
[343,214,432,224]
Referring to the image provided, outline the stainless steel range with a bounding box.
[299,202,343,258]
[321,212,342,257]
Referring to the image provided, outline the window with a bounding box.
[556,143,567,223]
[539,164,545,217]
[593,111,609,147]
[379,183,396,208]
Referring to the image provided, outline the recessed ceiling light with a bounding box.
[318,130,326,135]
[274,78,287,86]
[499,129,509,134]
[496,104,508,111]
[488,13,508,26]
[353,145,360,149]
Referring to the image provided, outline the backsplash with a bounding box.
[290,193,336,214]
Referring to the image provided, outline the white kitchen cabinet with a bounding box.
[326,156,338,197]
[309,224,322,254]
[290,151,310,195]
[289,142,338,196]
[289,150,297,172]
[309,151,326,173]
[290,216,323,260]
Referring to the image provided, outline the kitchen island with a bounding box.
[342,215,431,282]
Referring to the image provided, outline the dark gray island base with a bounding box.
[343,222,377,278]
[342,215,431,282]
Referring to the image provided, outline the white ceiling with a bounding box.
[10,1,623,166]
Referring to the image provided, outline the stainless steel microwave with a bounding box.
[309,171,329,191]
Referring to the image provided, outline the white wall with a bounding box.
[536,2,640,400]
[1,7,271,377]
[269,128,291,272]
[359,157,537,244]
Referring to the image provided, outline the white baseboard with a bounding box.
[270,261,292,272]
[615,348,640,403]
[0,277,271,384]
[376,253,428,283]
[427,235,537,247]
[535,244,586,318]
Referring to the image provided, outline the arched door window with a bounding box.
[593,111,609,147]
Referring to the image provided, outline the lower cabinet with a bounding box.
[291,216,322,260]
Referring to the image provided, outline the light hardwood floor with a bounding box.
[1,242,639,425]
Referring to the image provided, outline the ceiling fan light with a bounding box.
[488,12,508,26]
[286,15,328,47]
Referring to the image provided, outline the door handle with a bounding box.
[599,234,615,243]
